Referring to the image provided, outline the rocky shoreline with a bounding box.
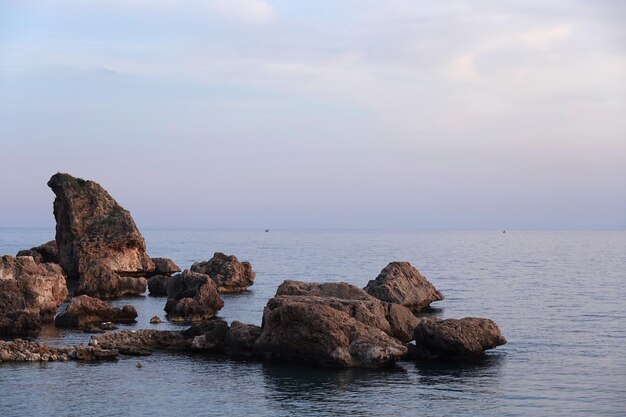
[0,173,507,367]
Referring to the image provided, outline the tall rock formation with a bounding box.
[47,173,154,298]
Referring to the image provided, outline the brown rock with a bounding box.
[190,252,255,292]
[0,339,117,363]
[147,275,171,296]
[275,280,418,342]
[149,258,181,277]
[225,321,262,357]
[365,262,444,312]
[47,173,154,298]
[16,241,58,264]
[91,329,192,355]
[149,316,162,324]
[187,319,230,351]
[255,298,407,367]
[54,295,137,329]
[164,270,224,322]
[413,317,507,359]
[0,255,68,335]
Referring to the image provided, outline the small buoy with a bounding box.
[502,230,506,233]
[265,229,270,232]
[136,362,142,368]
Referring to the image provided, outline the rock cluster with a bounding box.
[147,257,180,296]
[0,339,117,362]
[47,173,154,298]
[164,270,224,322]
[54,295,137,331]
[191,252,255,292]
[0,255,68,336]
[365,262,444,312]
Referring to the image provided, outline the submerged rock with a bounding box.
[149,316,162,324]
[190,252,255,293]
[164,270,224,322]
[275,280,418,342]
[364,262,444,312]
[47,172,154,298]
[0,255,68,335]
[255,298,407,367]
[16,240,58,264]
[54,295,137,329]
[147,275,171,296]
[149,258,181,277]
[413,317,507,359]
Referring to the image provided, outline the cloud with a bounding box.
[448,24,573,81]
[208,0,274,24]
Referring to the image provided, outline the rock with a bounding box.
[187,319,230,351]
[0,339,117,363]
[149,258,181,277]
[164,270,224,322]
[255,298,407,367]
[16,241,58,264]
[364,262,444,312]
[413,317,507,359]
[275,280,418,343]
[225,321,262,357]
[147,275,171,296]
[149,316,162,324]
[0,311,41,336]
[54,295,137,329]
[91,329,192,355]
[0,255,68,335]
[47,172,154,298]
[190,252,255,292]
[76,262,148,299]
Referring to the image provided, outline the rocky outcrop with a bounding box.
[364,262,444,312]
[148,258,180,277]
[0,255,68,335]
[147,275,171,296]
[91,329,192,355]
[164,270,224,322]
[0,339,118,362]
[255,298,407,367]
[413,317,507,359]
[54,295,137,330]
[187,320,230,351]
[16,240,58,264]
[47,173,154,298]
[275,280,418,342]
[190,252,255,292]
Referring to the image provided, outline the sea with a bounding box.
[0,229,624,416]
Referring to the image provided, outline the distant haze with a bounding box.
[1,1,624,230]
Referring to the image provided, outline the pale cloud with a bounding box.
[448,24,573,81]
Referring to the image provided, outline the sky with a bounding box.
[0,0,625,230]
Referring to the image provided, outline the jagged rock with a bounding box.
[190,252,255,292]
[149,316,162,324]
[16,241,58,264]
[149,258,180,277]
[364,262,444,312]
[148,275,171,296]
[275,280,418,342]
[413,317,507,359]
[225,321,261,357]
[54,295,137,329]
[0,339,117,363]
[255,298,407,367]
[91,329,192,355]
[0,255,68,335]
[164,270,224,322]
[47,173,154,298]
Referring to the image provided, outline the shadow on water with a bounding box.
[412,352,506,387]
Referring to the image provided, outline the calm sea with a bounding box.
[0,229,625,416]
